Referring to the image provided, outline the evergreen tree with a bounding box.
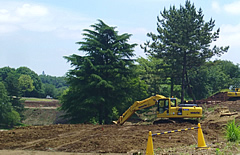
[142,0,229,103]
[62,20,141,124]
[0,82,20,128]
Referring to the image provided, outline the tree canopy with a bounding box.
[0,82,20,128]
[61,20,147,124]
[142,0,229,103]
[18,74,34,97]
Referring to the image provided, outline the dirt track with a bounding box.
[0,121,224,154]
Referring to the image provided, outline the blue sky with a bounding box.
[0,0,239,76]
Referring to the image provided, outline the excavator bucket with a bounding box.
[112,121,118,124]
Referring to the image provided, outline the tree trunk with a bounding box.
[181,51,187,104]
[185,71,196,103]
[170,76,174,97]
[99,103,104,124]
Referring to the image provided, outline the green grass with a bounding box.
[226,119,240,142]
[21,97,57,102]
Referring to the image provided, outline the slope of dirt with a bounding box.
[22,99,68,126]
[22,109,66,126]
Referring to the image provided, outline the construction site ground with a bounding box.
[1,93,240,154]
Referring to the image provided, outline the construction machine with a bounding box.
[227,88,240,100]
[113,95,202,125]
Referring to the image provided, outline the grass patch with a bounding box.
[21,97,57,102]
[226,119,240,142]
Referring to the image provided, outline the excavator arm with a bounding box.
[113,95,167,125]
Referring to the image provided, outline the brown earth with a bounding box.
[22,99,67,126]
[0,121,222,154]
[23,100,60,108]
[1,95,240,154]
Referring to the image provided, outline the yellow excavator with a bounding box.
[227,88,240,100]
[113,95,202,125]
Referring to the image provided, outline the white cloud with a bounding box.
[224,1,240,15]
[221,24,240,34]
[211,1,221,13]
[0,9,20,23]
[0,2,93,38]
[214,24,240,48]
[0,25,18,33]
[15,4,48,17]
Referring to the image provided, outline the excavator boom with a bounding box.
[113,95,167,125]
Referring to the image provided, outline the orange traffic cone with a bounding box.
[146,131,154,155]
[197,123,210,149]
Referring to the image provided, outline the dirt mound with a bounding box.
[205,92,230,101]
[187,92,230,104]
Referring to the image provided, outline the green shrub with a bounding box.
[226,119,240,142]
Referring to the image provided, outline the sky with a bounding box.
[0,0,239,76]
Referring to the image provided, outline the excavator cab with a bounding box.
[158,98,177,114]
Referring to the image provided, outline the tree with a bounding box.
[39,74,68,98]
[0,82,20,128]
[136,56,171,96]
[43,83,56,98]
[5,72,20,97]
[18,75,34,97]
[61,20,141,124]
[16,67,43,97]
[0,67,20,96]
[187,60,240,100]
[214,60,240,88]
[0,67,15,82]
[142,0,229,103]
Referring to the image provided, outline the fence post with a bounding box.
[146,131,154,155]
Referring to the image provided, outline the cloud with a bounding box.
[15,4,48,17]
[217,24,240,47]
[0,3,50,33]
[211,1,221,13]
[0,9,20,23]
[0,2,93,38]
[0,25,19,33]
[224,1,240,15]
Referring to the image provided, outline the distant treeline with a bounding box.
[0,66,68,128]
[0,66,68,99]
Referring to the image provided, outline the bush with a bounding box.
[226,119,240,142]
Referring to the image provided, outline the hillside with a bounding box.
[21,98,67,126]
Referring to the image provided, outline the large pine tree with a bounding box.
[62,20,140,124]
[142,0,229,103]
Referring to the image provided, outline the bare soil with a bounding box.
[1,94,240,154]
[23,100,60,108]
[0,121,222,154]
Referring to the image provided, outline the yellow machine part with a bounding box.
[227,92,240,97]
[227,88,240,98]
[157,106,202,118]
